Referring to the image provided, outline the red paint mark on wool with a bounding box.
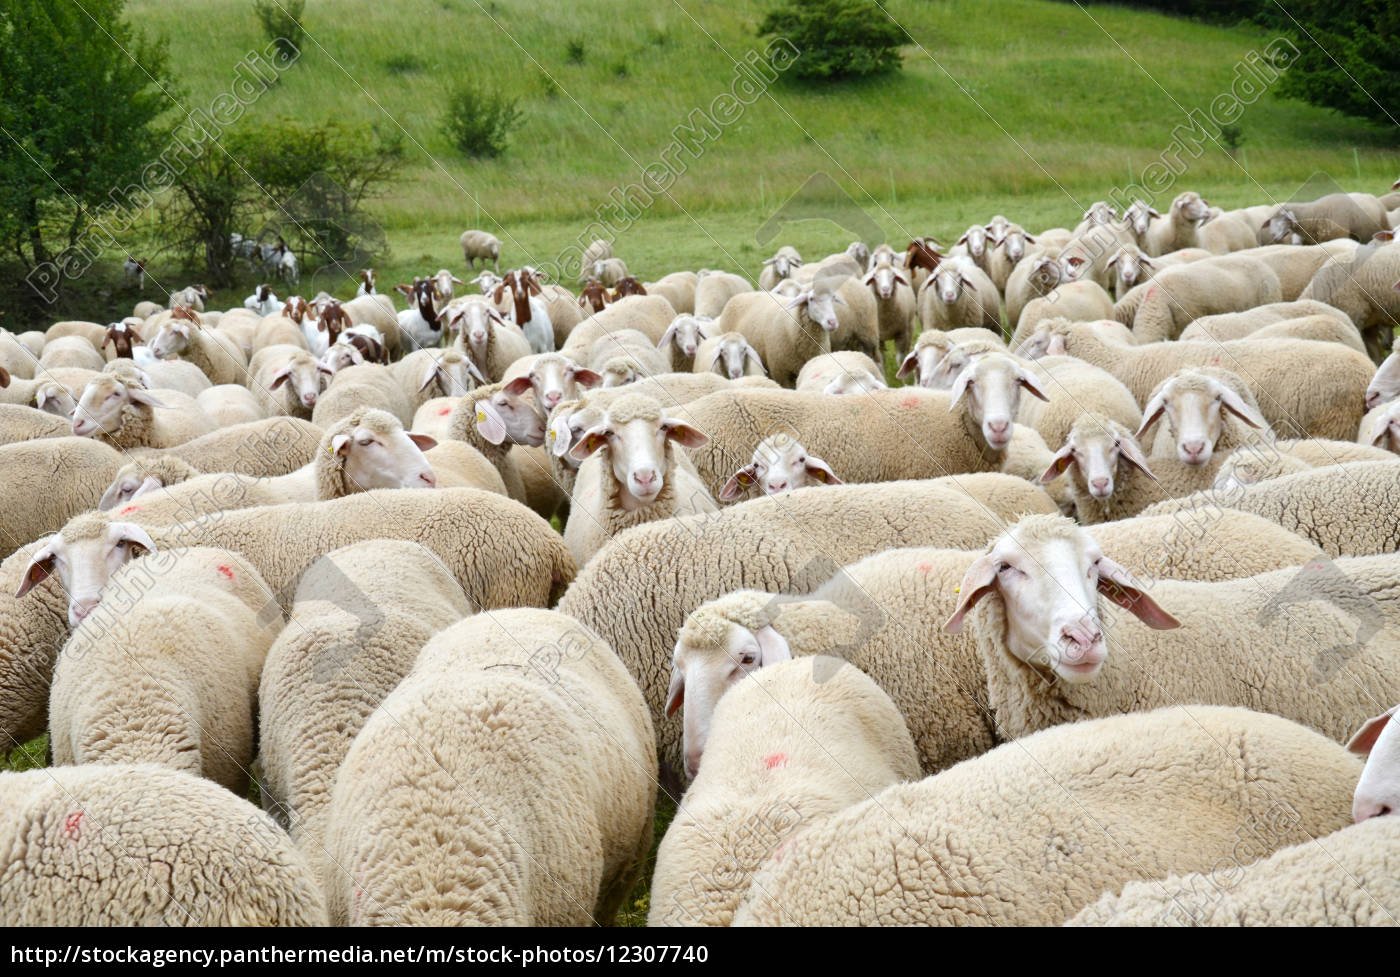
[216,565,234,580]
[763,752,789,770]
[917,562,932,574]
[119,506,137,515]
[438,407,451,415]
[902,396,919,408]
[63,811,83,839]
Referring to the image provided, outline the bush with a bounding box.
[441,82,523,158]
[757,0,907,81]
[253,0,305,62]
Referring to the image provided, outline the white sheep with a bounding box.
[39,336,104,372]
[1144,190,1212,254]
[1359,399,1400,454]
[1113,253,1284,342]
[693,269,754,318]
[459,228,502,270]
[451,295,535,382]
[311,362,414,428]
[916,257,1001,333]
[70,374,215,449]
[693,330,765,380]
[717,433,842,501]
[758,245,803,290]
[714,282,842,387]
[794,349,884,394]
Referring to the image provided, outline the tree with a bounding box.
[757,0,907,82]
[0,0,173,303]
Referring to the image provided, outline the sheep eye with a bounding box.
[358,438,375,447]
[739,653,756,666]
[997,562,1012,573]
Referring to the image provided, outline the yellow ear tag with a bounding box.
[476,411,487,423]
[954,586,961,593]
[548,429,556,440]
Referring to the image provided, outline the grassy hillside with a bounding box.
[104,0,1397,301]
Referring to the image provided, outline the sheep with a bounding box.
[167,284,211,311]
[1113,254,1284,342]
[946,513,1400,747]
[1032,320,1373,441]
[493,267,555,354]
[794,350,884,395]
[69,375,215,450]
[917,258,1002,334]
[500,351,602,415]
[733,706,1358,926]
[0,331,37,380]
[1044,413,1166,523]
[1178,298,1354,342]
[894,327,1006,387]
[578,238,613,280]
[585,327,673,375]
[650,656,919,926]
[449,295,532,383]
[1071,201,1120,237]
[1010,279,1116,348]
[1058,221,1136,290]
[0,763,327,925]
[0,364,95,410]
[952,222,997,273]
[586,257,630,287]
[563,394,715,567]
[644,270,698,316]
[246,344,325,418]
[1144,460,1400,557]
[1259,192,1392,245]
[658,314,716,372]
[717,433,841,501]
[1197,211,1258,253]
[713,283,843,388]
[680,358,1057,501]
[556,473,1056,783]
[195,384,265,426]
[39,336,104,372]
[0,438,124,561]
[102,358,213,400]
[1212,437,1396,491]
[1360,399,1400,454]
[693,330,766,380]
[758,245,803,291]
[1298,239,1400,361]
[459,228,502,270]
[693,269,753,318]
[1003,251,1064,326]
[1366,334,1399,410]
[256,540,475,879]
[48,547,279,794]
[311,363,414,428]
[1145,190,1212,254]
[444,380,548,501]
[389,347,483,411]
[251,306,311,351]
[1200,313,1368,354]
[322,609,655,925]
[1017,354,1142,454]
[984,222,1035,292]
[0,404,78,445]
[862,253,916,355]
[562,294,679,356]
[337,293,401,357]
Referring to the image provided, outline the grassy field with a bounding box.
[54,0,1387,312]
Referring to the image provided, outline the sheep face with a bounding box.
[1362,400,1400,454]
[99,471,165,510]
[791,287,843,333]
[420,351,483,396]
[474,388,546,447]
[1347,706,1400,823]
[547,403,603,468]
[1124,200,1161,238]
[720,435,841,501]
[659,315,711,360]
[71,378,166,438]
[1042,419,1154,501]
[668,614,790,779]
[331,421,437,491]
[1082,201,1118,227]
[601,359,641,388]
[319,343,363,376]
[948,354,1048,450]
[863,260,908,301]
[461,301,501,353]
[845,241,871,267]
[569,409,707,510]
[16,521,157,627]
[1107,247,1152,293]
[943,516,1180,684]
[34,382,77,419]
[1173,191,1212,225]
[1366,343,1399,411]
[710,334,762,380]
[1138,372,1266,467]
[147,320,193,360]
[933,266,969,305]
[1000,227,1030,263]
[523,354,600,410]
[959,225,988,260]
[270,355,326,409]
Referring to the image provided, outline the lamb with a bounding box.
[459,228,502,270]
[257,540,475,880]
[693,330,766,380]
[1145,190,1212,254]
[717,433,841,501]
[1143,460,1400,556]
[69,375,215,449]
[563,394,716,567]
[916,258,1002,334]
[1010,279,1116,348]
[1298,239,1400,361]
[733,706,1358,926]
[1113,254,1284,342]
[649,657,918,926]
[693,269,753,318]
[39,336,104,372]
[248,344,325,418]
[1259,192,1391,245]
[48,547,280,794]
[1058,222,1136,290]
[714,283,841,388]
[0,763,327,925]
[758,245,803,291]
[658,314,715,372]
[1032,319,1373,440]
[1360,399,1400,454]
[794,350,885,395]
[1178,298,1353,342]
[311,363,414,428]
[555,474,1056,783]
[945,514,1400,745]
[322,609,655,925]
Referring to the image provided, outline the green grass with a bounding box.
[38,0,1378,321]
[3,735,47,772]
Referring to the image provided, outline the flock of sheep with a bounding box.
[2,176,1400,927]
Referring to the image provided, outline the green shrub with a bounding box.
[757,0,907,81]
[441,82,524,158]
[253,0,305,62]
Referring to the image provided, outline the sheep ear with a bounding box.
[419,364,445,392]
[783,291,812,311]
[573,368,603,389]
[1116,437,1157,479]
[132,476,163,500]
[657,321,680,349]
[831,292,848,307]
[475,402,508,445]
[895,348,920,380]
[893,271,910,288]
[1346,708,1398,755]
[804,456,841,485]
[761,257,776,266]
[450,276,463,285]
[1097,557,1180,629]
[943,553,999,633]
[1136,391,1168,438]
[1039,442,1076,483]
[408,433,438,451]
[502,376,534,397]
[331,433,353,456]
[15,542,58,598]
[0,365,10,388]
[745,345,765,371]
[948,365,975,409]
[568,427,609,461]
[1016,369,1050,403]
[664,665,685,717]
[754,625,791,666]
[127,388,168,409]
[663,421,709,449]
[719,466,757,501]
[1216,384,1267,429]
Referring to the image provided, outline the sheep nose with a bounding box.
[767,481,787,493]
[70,599,99,625]
[1181,439,1207,462]
[1090,477,1110,494]
[632,469,658,490]
[302,392,317,406]
[1354,798,1392,824]
[684,345,696,356]
[1366,391,1382,410]
[987,420,1010,440]
[544,391,561,407]
[418,471,437,488]
[684,747,703,780]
